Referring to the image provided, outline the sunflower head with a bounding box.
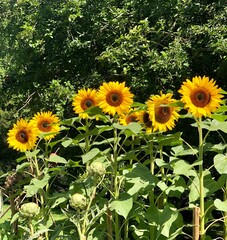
[178,76,223,118]
[97,81,134,116]
[31,111,60,140]
[72,88,98,119]
[147,92,180,132]
[119,108,139,126]
[7,119,38,152]
[137,110,153,133]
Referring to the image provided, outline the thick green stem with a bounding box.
[130,135,135,165]
[224,179,227,240]
[113,126,120,240]
[159,145,167,208]
[28,220,34,236]
[148,136,155,240]
[124,219,129,239]
[198,118,205,240]
[85,118,90,170]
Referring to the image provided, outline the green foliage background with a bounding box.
[0,0,227,166]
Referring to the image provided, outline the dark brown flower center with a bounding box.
[143,112,152,128]
[106,91,123,107]
[81,99,94,110]
[16,130,28,143]
[38,121,52,132]
[155,106,172,123]
[190,87,211,107]
[126,115,137,124]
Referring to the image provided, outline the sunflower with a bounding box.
[31,111,60,140]
[178,76,223,118]
[97,81,134,116]
[137,110,153,133]
[72,88,98,119]
[7,119,38,152]
[147,93,179,132]
[119,108,139,126]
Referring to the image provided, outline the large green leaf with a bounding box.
[110,192,133,219]
[125,164,157,196]
[172,159,197,177]
[189,170,221,202]
[214,199,227,212]
[145,205,182,238]
[24,174,51,197]
[82,148,101,164]
[171,145,198,156]
[48,154,67,164]
[213,153,227,174]
[113,122,141,134]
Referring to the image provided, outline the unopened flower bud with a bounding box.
[69,193,87,210]
[87,162,105,177]
[19,202,40,218]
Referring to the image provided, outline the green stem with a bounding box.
[81,186,97,236]
[224,179,227,240]
[33,156,41,177]
[85,118,90,170]
[9,193,18,234]
[113,126,120,240]
[198,117,205,239]
[28,220,34,236]
[148,135,155,240]
[124,219,129,239]
[159,145,167,208]
[130,135,135,165]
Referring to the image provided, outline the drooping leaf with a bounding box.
[110,192,133,219]
[82,148,100,164]
[214,199,227,212]
[48,154,67,164]
[125,164,157,196]
[24,174,51,197]
[213,154,227,174]
[172,159,197,177]
[145,205,182,238]
[171,145,198,157]
[16,162,31,172]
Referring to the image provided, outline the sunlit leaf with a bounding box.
[48,154,67,164]
[213,154,227,174]
[24,174,51,197]
[82,148,100,164]
[110,192,133,219]
[214,199,227,212]
[16,162,30,172]
[125,164,157,195]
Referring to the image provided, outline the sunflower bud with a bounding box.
[19,202,40,218]
[87,162,105,177]
[69,193,87,211]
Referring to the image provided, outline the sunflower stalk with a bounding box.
[85,118,91,170]
[224,179,227,240]
[113,125,120,240]
[159,144,167,208]
[197,117,206,240]
[148,135,156,239]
